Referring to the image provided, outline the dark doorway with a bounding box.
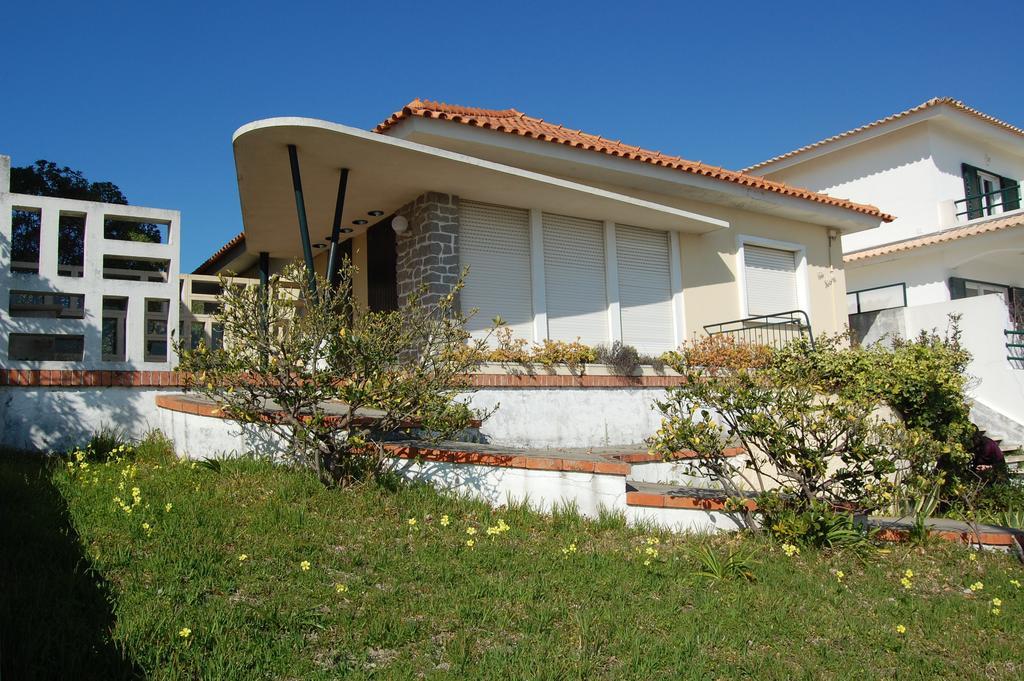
[366,218,398,312]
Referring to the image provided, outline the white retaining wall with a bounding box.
[0,387,180,451]
[1,384,672,452]
[466,387,667,448]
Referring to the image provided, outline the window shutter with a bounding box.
[1000,175,1020,212]
[948,277,967,300]
[615,225,675,354]
[961,164,982,219]
[743,244,798,316]
[458,201,533,340]
[543,213,609,346]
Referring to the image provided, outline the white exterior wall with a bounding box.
[767,125,941,251]
[846,224,1024,305]
[0,160,181,370]
[763,120,1024,253]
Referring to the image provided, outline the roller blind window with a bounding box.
[743,244,799,316]
[543,213,609,346]
[458,201,533,340]
[616,225,675,354]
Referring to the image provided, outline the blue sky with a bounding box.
[3,0,1021,270]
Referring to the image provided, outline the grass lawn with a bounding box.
[3,439,1024,680]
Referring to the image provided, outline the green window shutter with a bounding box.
[961,164,982,219]
[999,175,1020,211]
[949,277,967,300]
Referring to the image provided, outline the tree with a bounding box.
[9,160,163,270]
[175,261,492,486]
[11,160,129,204]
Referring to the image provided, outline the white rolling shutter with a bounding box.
[616,225,675,354]
[743,244,799,316]
[543,213,608,345]
[459,201,533,339]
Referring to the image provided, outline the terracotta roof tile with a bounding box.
[845,212,1024,262]
[745,97,1024,173]
[194,231,245,274]
[376,99,892,222]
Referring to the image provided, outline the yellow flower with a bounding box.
[992,597,1002,607]
[165,503,173,512]
[643,559,652,567]
[781,543,800,557]
[969,553,977,561]
[466,538,475,548]
[992,607,1001,616]
[238,554,248,562]
[900,577,913,590]
[179,627,192,639]
[895,624,906,635]
[1011,579,1021,589]
[835,571,845,582]
[904,569,914,579]
[970,581,984,592]
[465,527,477,536]
[440,515,450,527]
[407,518,417,527]
[335,583,348,594]
[300,560,311,571]
[562,543,578,557]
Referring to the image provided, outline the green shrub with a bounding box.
[649,326,972,535]
[757,495,873,550]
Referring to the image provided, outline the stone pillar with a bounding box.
[395,191,460,308]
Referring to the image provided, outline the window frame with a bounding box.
[847,282,907,315]
[735,235,809,318]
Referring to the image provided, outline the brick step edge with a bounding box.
[383,443,631,476]
[625,491,1022,549]
[1,369,688,389]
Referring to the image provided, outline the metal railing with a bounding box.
[954,183,1021,220]
[1007,329,1024,367]
[704,310,814,350]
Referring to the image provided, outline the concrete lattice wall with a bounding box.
[0,154,181,370]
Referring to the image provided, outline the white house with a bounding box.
[746,98,1024,448]
[198,99,891,354]
[0,155,181,370]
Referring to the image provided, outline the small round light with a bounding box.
[368,210,384,217]
[340,227,354,234]
[353,219,368,225]
[392,215,409,235]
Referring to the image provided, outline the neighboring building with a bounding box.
[200,99,890,354]
[0,155,181,369]
[746,98,1024,448]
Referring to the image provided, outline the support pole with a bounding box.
[325,168,350,290]
[287,144,317,295]
[258,251,270,368]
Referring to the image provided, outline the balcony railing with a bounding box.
[955,183,1021,220]
[704,310,814,350]
[1008,330,1024,368]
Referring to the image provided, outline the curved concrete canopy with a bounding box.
[232,118,728,256]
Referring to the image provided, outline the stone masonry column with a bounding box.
[395,192,460,308]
